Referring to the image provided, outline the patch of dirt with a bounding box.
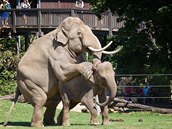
[57,102,87,112]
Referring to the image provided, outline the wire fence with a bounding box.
[113,74,172,108]
[0,73,172,107]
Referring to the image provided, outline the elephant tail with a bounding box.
[3,87,21,127]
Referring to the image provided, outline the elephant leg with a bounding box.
[31,90,47,127]
[18,79,47,127]
[57,108,63,126]
[31,104,45,127]
[58,82,71,126]
[82,95,99,125]
[98,92,109,125]
[100,106,109,125]
[43,96,61,126]
[61,96,70,126]
[57,101,78,125]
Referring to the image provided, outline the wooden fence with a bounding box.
[0,8,124,35]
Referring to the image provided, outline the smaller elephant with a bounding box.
[56,61,117,126]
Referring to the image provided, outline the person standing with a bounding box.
[0,2,3,25]
[20,0,31,25]
[143,82,152,104]
[1,0,11,27]
[75,0,84,8]
[75,0,84,20]
[123,83,133,101]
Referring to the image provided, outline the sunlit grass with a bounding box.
[0,100,172,129]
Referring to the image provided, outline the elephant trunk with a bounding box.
[96,80,117,107]
[92,49,102,62]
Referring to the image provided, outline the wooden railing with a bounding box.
[0,8,124,35]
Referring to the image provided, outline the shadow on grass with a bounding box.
[70,123,90,126]
[0,121,30,127]
[0,122,90,127]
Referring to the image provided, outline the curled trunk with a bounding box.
[96,80,117,107]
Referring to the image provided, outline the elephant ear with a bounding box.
[55,27,68,45]
[89,75,95,84]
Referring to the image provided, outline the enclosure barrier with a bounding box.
[113,73,172,111]
[0,73,171,103]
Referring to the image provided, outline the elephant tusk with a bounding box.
[102,45,123,54]
[88,41,113,52]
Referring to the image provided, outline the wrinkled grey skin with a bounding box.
[51,61,117,126]
[15,17,103,127]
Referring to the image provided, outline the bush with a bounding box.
[0,50,20,95]
[0,37,24,96]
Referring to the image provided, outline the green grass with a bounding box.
[0,100,172,129]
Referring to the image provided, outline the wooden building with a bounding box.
[0,0,124,50]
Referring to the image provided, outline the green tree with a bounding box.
[91,0,172,74]
[91,0,172,102]
[0,36,27,96]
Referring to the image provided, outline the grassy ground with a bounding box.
[0,100,172,129]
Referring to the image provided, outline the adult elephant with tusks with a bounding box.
[3,17,123,127]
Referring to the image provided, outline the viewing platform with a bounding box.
[0,8,124,37]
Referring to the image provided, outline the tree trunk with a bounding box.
[109,98,172,114]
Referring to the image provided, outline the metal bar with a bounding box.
[118,85,172,88]
[116,74,172,76]
[118,97,172,99]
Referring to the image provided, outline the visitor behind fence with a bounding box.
[136,86,143,104]
[0,2,2,25]
[143,82,152,104]
[20,0,31,25]
[123,82,133,101]
[0,0,11,27]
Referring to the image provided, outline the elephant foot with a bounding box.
[62,122,70,126]
[31,122,44,127]
[58,119,70,126]
[57,120,62,126]
[43,119,55,126]
[43,115,55,126]
[90,119,99,125]
[102,120,109,125]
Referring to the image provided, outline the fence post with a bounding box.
[37,9,43,37]
[12,10,16,33]
[71,9,75,17]
[108,9,113,36]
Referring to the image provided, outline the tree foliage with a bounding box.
[91,0,172,74]
[0,37,25,96]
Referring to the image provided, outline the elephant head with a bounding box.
[54,17,122,62]
[89,61,117,107]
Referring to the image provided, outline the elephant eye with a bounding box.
[77,31,83,38]
[100,77,107,85]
